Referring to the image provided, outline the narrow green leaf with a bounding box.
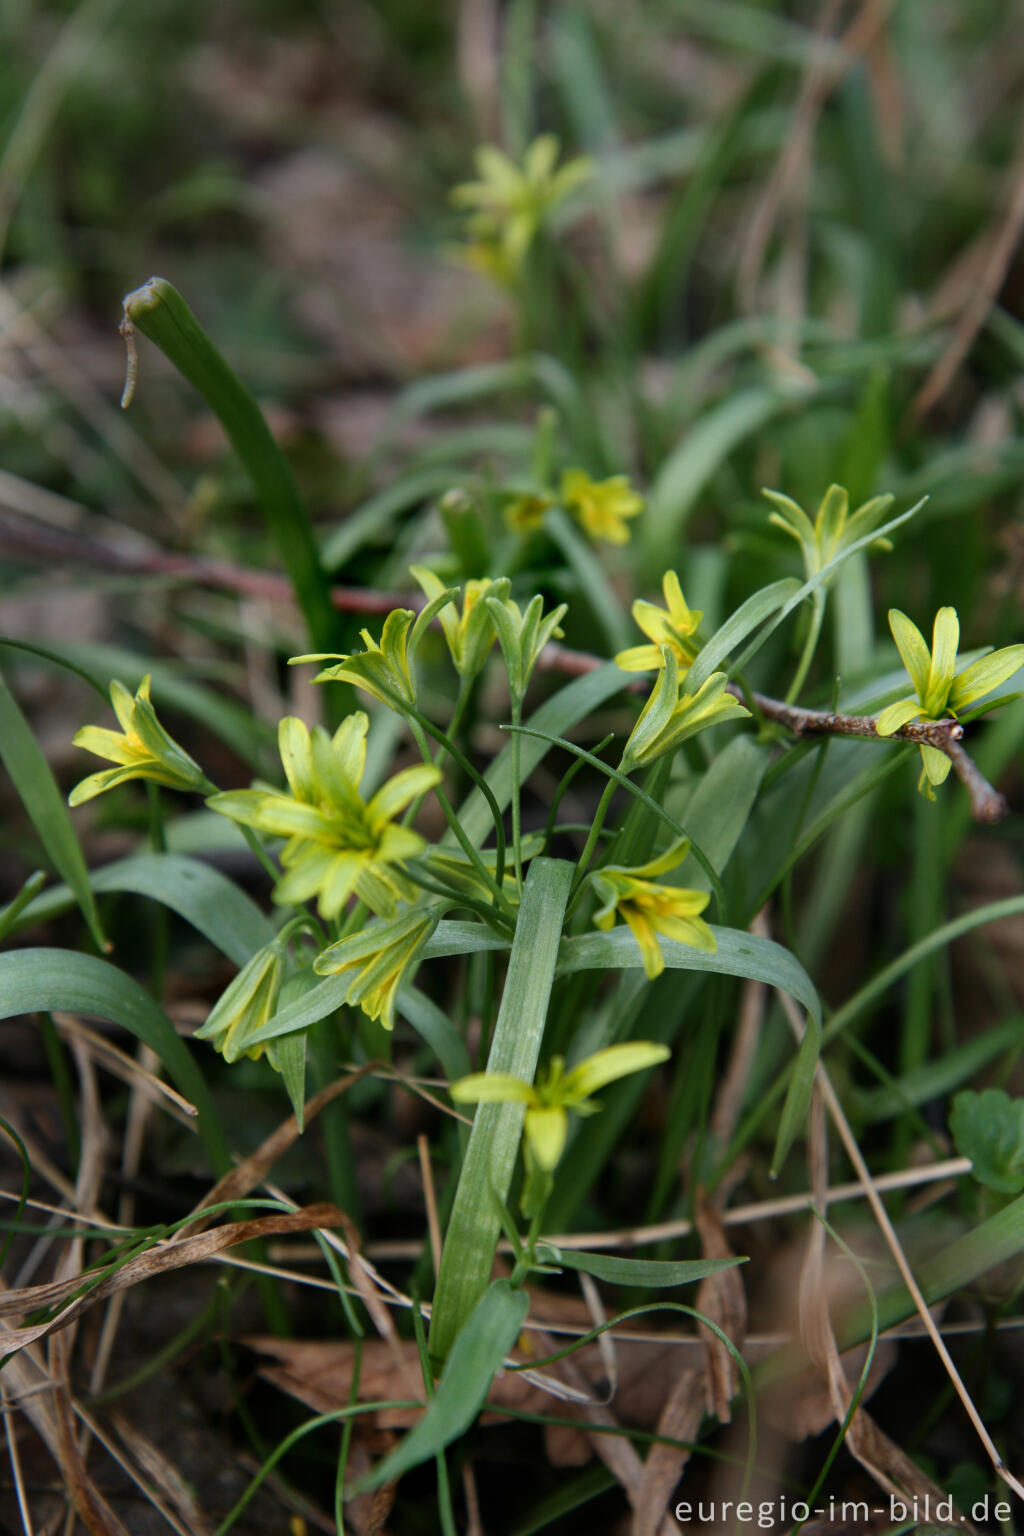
[683,579,801,692]
[857,1019,1024,1123]
[14,852,274,966]
[545,508,632,652]
[430,859,573,1365]
[0,949,227,1171]
[321,467,471,573]
[0,871,46,944]
[536,1245,745,1288]
[398,986,472,1084]
[356,1279,529,1492]
[0,670,106,952]
[833,1191,1024,1355]
[122,277,339,653]
[824,895,1024,1048]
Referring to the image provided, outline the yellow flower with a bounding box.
[409,567,509,681]
[876,607,1024,797]
[208,714,440,920]
[314,907,438,1030]
[291,591,455,712]
[450,135,592,288]
[69,675,207,806]
[561,469,644,545]
[615,571,703,673]
[451,1042,670,1177]
[589,837,714,979]
[620,646,750,772]
[763,483,895,581]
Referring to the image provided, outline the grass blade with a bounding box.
[429,858,573,1364]
[122,277,339,653]
[0,949,227,1171]
[14,852,274,966]
[0,669,106,952]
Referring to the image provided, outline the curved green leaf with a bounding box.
[14,853,274,966]
[536,1245,745,1288]
[683,579,800,692]
[0,670,106,952]
[558,923,821,1174]
[397,986,471,1084]
[0,949,227,1171]
[557,924,819,1021]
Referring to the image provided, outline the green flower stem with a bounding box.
[510,696,524,895]
[569,778,617,903]
[429,857,573,1366]
[121,278,339,655]
[405,713,514,923]
[146,783,167,1001]
[784,591,825,705]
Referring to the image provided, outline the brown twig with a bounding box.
[738,686,1009,823]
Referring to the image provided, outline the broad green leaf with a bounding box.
[668,734,769,893]
[557,925,819,1023]
[536,1245,745,1288]
[558,924,820,1174]
[14,852,274,966]
[0,670,106,952]
[356,1279,529,1492]
[950,1089,1024,1194]
[423,921,510,959]
[430,859,573,1364]
[0,949,227,1171]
